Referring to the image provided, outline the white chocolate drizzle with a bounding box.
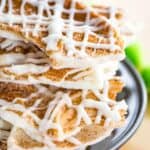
[0,60,118,91]
[0,0,128,148]
[0,39,26,51]
[0,82,127,148]
[0,0,123,60]
[0,38,118,89]
[5,64,50,75]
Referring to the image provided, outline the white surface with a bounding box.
[107,0,150,63]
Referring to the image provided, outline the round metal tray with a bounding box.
[89,60,147,150]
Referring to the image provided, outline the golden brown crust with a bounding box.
[92,5,124,20]
[0,21,124,56]
[0,82,36,102]
[8,118,125,149]
[0,78,123,102]
[108,79,124,100]
[0,0,124,68]
[13,128,44,149]
[0,78,125,149]
[0,1,127,148]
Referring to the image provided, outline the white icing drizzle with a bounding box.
[0,53,26,66]
[67,137,81,145]
[0,82,127,147]
[0,39,26,50]
[0,0,128,148]
[0,52,118,90]
[0,0,122,60]
[0,37,119,91]
[0,52,50,66]
[4,64,50,75]
[0,38,51,66]
[93,5,134,45]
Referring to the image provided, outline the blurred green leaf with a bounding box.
[125,42,143,70]
[125,42,150,92]
[141,67,150,92]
